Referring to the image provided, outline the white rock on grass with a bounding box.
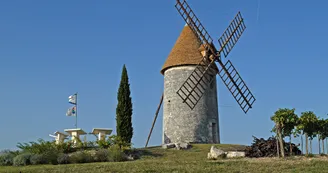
[207,146,226,159]
[162,142,191,150]
[162,143,176,149]
[226,151,245,158]
[179,143,191,150]
[175,143,181,150]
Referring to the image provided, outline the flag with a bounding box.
[66,106,76,116]
[68,94,77,105]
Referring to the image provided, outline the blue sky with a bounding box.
[0,0,328,153]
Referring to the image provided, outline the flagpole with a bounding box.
[75,92,78,129]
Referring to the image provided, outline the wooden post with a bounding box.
[145,93,164,148]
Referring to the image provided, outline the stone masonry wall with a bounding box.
[163,66,220,144]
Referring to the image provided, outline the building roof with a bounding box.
[54,131,69,136]
[91,128,113,135]
[64,128,87,135]
[161,25,203,74]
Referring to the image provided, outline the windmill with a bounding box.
[145,0,256,147]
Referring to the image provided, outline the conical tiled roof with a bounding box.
[161,25,203,74]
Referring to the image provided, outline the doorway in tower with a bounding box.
[212,122,217,143]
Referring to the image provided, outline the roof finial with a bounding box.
[185,18,190,26]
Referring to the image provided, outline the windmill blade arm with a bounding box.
[175,0,217,55]
[218,12,246,58]
[217,60,255,113]
[176,56,217,109]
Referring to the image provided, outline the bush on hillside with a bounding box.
[124,148,141,160]
[97,138,112,149]
[69,151,93,164]
[108,145,127,162]
[13,153,32,166]
[43,150,59,165]
[57,153,70,164]
[55,141,75,153]
[17,139,77,155]
[9,137,133,166]
[30,154,47,165]
[96,135,132,150]
[17,139,57,154]
[108,135,132,151]
[0,150,17,166]
[94,149,110,162]
[306,153,315,158]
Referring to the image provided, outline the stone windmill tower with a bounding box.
[160,24,220,144]
[145,0,256,147]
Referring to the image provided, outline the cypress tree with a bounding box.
[116,64,133,144]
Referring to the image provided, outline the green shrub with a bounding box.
[30,154,47,165]
[108,146,127,162]
[97,138,112,149]
[124,148,140,160]
[17,139,58,155]
[0,150,16,166]
[306,153,315,158]
[55,141,75,153]
[43,150,59,165]
[108,135,132,151]
[57,153,70,164]
[69,151,93,164]
[84,141,96,148]
[13,153,32,166]
[96,135,132,150]
[74,137,96,150]
[94,149,110,162]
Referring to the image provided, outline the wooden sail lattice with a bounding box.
[217,60,256,113]
[175,0,256,113]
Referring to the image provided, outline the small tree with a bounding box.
[284,113,299,155]
[116,64,133,144]
[317,119,328,154]
[298,111,318,155]
[271,108,297,157]
[295,124,304,154]
[316,119,323,154]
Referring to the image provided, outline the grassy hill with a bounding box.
[1,144,328,173]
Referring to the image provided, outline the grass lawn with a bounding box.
[1,144,328,173]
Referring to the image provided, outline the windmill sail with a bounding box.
[217,60,256,113]
[214,12,255,113]
[175,0,219,109]
[176,56,217,109]
[175,0,256,113]
[217,12,246,58]
[175,0,217,56]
